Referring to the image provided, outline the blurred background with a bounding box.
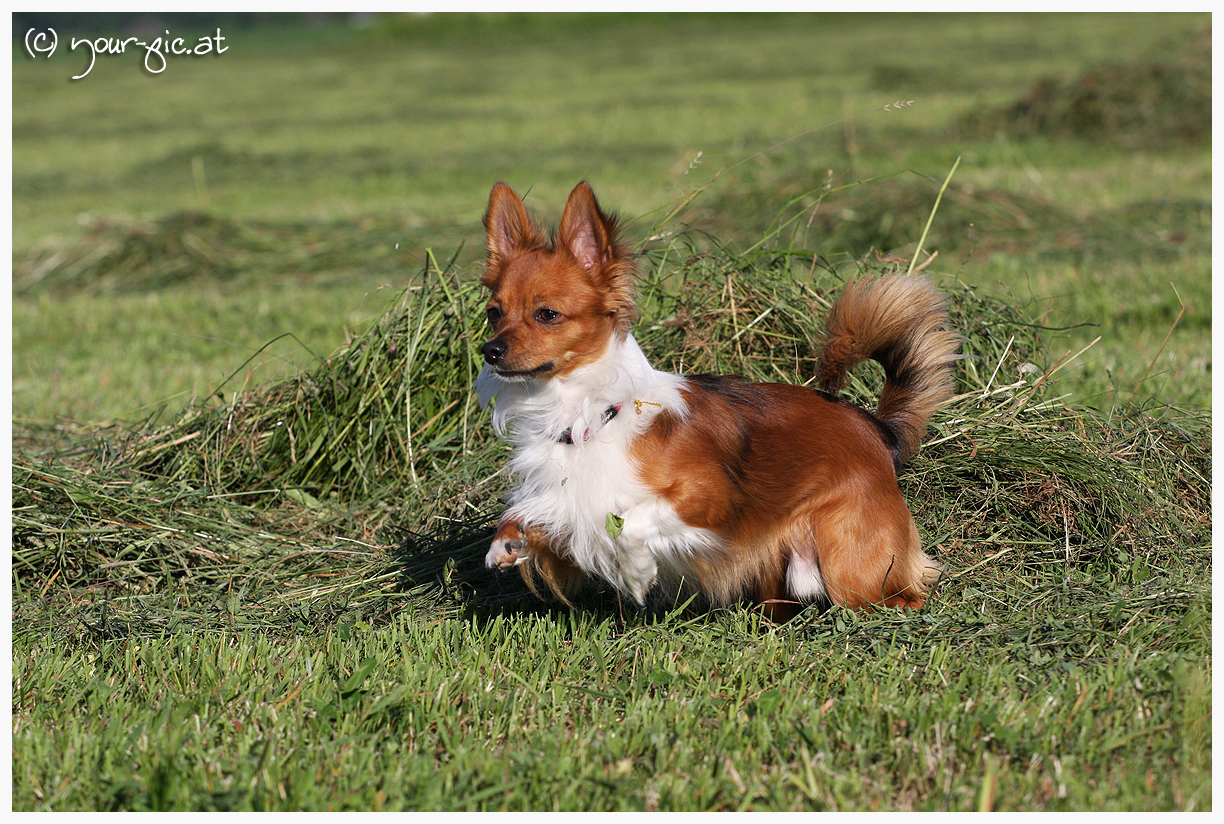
[12,12,1211,423]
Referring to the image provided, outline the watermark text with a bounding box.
[23,27,228,80]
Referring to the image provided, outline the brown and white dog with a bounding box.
[476,181,958,619]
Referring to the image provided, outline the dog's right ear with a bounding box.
[485,182,544,263]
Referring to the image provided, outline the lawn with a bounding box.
[11,12,1211,811]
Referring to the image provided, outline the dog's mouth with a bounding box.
[488,361,555,380]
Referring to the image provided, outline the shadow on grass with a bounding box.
[388,512,802,629]
[389,513,639,624]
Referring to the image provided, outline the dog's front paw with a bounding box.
[487,537,526,569]
[486,522,528,569]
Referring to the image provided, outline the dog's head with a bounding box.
[479,181,637,380]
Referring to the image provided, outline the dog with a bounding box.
[476,180,958,619]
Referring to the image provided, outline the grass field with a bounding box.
[11,12,1212,811]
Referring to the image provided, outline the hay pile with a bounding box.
[959,32,1211,149]
[12,239,1204,624]
[13,211,422,295]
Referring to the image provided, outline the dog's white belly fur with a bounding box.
[480,333,721,603]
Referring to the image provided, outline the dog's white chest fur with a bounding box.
[478,334,718,602]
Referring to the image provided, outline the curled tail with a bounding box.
[816,275,959,463]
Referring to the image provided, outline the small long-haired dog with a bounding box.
[476,181,958,619]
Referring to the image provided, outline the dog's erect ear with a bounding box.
[558,181,638,332]
[558,181,615,272]
[485,182,544,260]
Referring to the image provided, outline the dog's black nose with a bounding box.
[482,339,508,365]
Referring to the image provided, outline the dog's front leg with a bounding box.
[488,515,586,603]
[487,515,563,570]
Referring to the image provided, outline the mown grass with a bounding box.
[12,596,1212,811]
[11,12,1212,812]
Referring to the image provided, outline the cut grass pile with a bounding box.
[117,253,486,503]
[14,235,1210,633]
[13,210,422,295]
[698,172,1211,270]
[956,26,1211,149]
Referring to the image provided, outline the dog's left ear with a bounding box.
[558,181,638,331]
[559,181,617,273]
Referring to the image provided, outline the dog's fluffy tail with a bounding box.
[816,275,959,464]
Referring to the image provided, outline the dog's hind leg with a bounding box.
[788,493,938,611]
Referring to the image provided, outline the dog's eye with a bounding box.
[534,307,561,324]
[486,306,503,325]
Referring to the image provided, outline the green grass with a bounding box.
[12,596,1212,811]
[11,12,1212,812]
